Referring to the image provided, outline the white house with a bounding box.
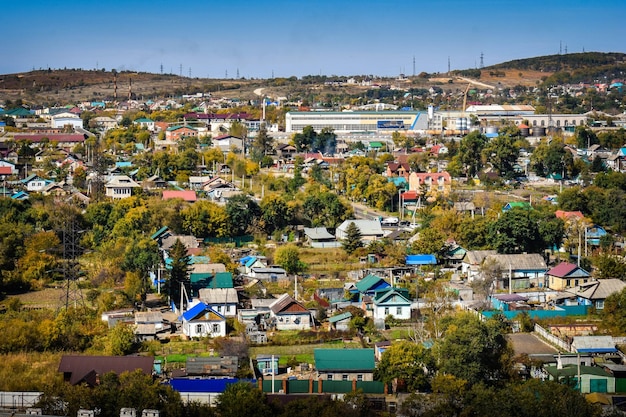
[180,302,227,338]
[213,135,243,153]
[51,114,83,129]
[198,287,239,318]
[372,288,412,321]
[104,175,140,199]
[335,219,384,243]
[269,293,312,330]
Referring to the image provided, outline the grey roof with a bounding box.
[570,279,626,301]
[190,263,227,274]
[463,250,497,265]
[337,219,384,236]
[304,227,335,240]
[185,356,238,377]
[105,175,140,188]
[251,298,275,309]
[483,253,547,271]
[198,287,239,304]
[134,311,163,324]
[572,336,616,352]
[161,235,200,250]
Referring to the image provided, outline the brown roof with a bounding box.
[58,355,154,385]
[269,293,308,314]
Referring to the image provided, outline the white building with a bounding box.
[104,175,140,199]
[285,111,429,133]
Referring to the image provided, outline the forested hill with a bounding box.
[488,52,626,86]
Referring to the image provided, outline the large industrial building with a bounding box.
[285,111,429,133]
[285,106,589,136]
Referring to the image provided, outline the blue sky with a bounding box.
[2,0,625,78]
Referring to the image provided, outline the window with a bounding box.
[342,374,349,381]
[327,374,333,380]
[384,307,389,315]
[196,324,203,334]
[212,323,220,333]
[566,279,571,287]
[226,305,231,313]
[396,307,402,315]
[596,300,605,310]
[357,374,363,381]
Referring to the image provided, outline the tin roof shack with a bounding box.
[183,356,238,378]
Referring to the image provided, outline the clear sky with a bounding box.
[2,0,625,79]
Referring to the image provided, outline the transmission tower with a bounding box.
[480,52,484,69]
[58,216,86,312]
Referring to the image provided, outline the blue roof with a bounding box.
[169,378,254,393]
[181,302,224,322]
[240,255,253,265]
[406,254,437,265]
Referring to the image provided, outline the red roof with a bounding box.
[162,190,197,202]
[13,134,85,143]
[555,210,584,220]
[546,262,579,278]
[401,190,419,200]
[0,166,13,175]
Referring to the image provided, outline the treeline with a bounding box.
[490,52,626,72]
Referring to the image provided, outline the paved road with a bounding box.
[507,333,559,356]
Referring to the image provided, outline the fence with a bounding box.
[260,378,385,395]
[534,323,573,352]
[0,392,42,409]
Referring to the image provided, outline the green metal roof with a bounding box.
[328,312,352,323]
[151,226,169,240]
[314,349,375,372]
[544,364,611,378]
[190,272,233,289]
[355,274,386,293]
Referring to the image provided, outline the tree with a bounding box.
[456,131,487,177]
[602,288,626,335]
[410,228,447,259]
[302,192,352,228]
[215,381,272,417]
[181,200,230,238]
[260,194,293,234]
[488,208,543,254]
[121,237,159,307]
[293,125,316,152]
[342,222,363,254]
[225,194,262,236]
[374,340,435,392]
[168,239,190,308]
[434,313,513,386]
[250,125,274,163]
[274,244,307,275]
[392,131,416,154]
[481,135,519,179]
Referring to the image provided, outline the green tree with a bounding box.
[342,222,363,254]
[434,313,513,386]
[181,200,230,238]
[602,288,626,335]
[482,135,519,179]
[121,237,159,306]
[168,239,190,308]
[250,125,274,163]
[456,131,487,177]
[374,340,435,392]
[593,253,626,279]
[302,192,352,228]
[274,244,307,275]
[392,131,416,154]
[488,208,543,254]
[225,194,262,236]
[215,381,272,417]
[260,194,293,234]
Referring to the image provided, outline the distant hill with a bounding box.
[0,52,624,105]
[487,52,626,87]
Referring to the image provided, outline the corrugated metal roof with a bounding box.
[573,279,626,300]
[484,253,547,271]
[355,274,389,293]
[269,293,308,314]
[314,349,375,372]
